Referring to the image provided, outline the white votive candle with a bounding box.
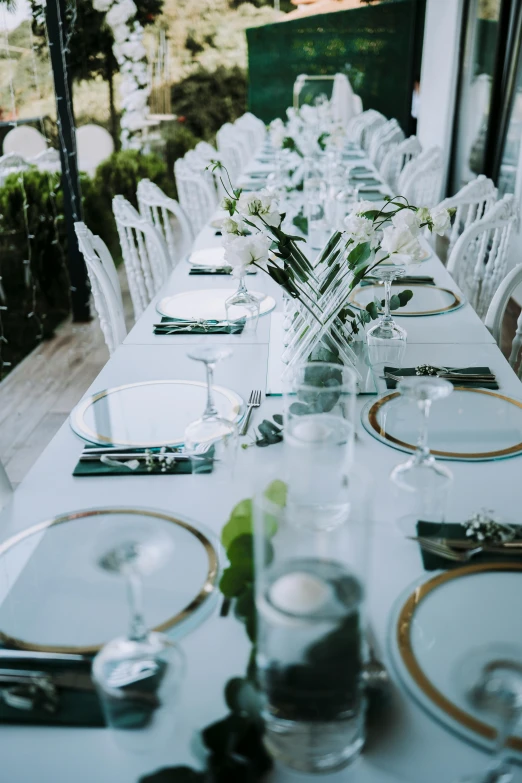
[269,571,330,615]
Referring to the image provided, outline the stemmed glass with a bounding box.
[454,646,522,783]
[184,345,237,474]
[391,376,453,529]
[225,275,260,334]
[366,266,408,375]
[92,530,185,750]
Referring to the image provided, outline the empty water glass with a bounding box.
[283,362,357,530]
[304,177,328,250]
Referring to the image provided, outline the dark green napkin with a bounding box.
[348,166,372,175]
[350,177,382,187]
[74,456,194,477]
[384,366,498,390]
[154,317,245,335]
[360,276,435,287]
[356,190,385,201]
[417,521,522,570]
[247,171,270,178]
[189,268,232,276]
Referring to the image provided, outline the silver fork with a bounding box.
[411,536,483,563]
[239,390,262,436]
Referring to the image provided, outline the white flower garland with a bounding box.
[92,0,151,149]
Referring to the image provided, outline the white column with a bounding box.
[417,0,466,198]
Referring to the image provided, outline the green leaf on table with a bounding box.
[257,419,283,445]
[227,534,254,567]
[389,294,401,310]
[398,289,413,306]
[273,414,283,426]
[220,566,250,598]
[265,478,287,507]
[292,212,308,235]
[365,300,379,320]
[221,499,253,549]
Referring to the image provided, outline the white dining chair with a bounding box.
[447,194,519,319]
[360,113,387,151]
[113,195,170,320]
[75,221,127,355]
[3,125,46,158]
[485,264,522,374]
[76,124,115,177]
[436,175,497,255]
[174,158,218,236]
[0,458,13,512]
[137,178,193,265]
[397,146,444,207]
[236,112,266,149]
[217,123,251,171]
[31,148,61,173]
[380,135,421,193]
[347,109,384,146]
[368,119,405,169]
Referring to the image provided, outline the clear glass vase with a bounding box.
[254,483,367,773]
[225,273,260,333]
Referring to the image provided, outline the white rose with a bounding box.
[237,192,263,217]
[224,234,271,275]
[92,0,113,11]
[380,225,424,264]
[122,89,148,112]
[221,216,245,236]
[430,206,451,235]
[120,110,146,131]
[416,206,430,226]
[118,40,147,61]
[106,0,137,27]
[353,200,376,217]
[343,214,375,245]
[391,208,421,236]
[111,23,129,43]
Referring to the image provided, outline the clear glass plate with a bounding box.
[0,507,220,653]
[361,388,522,461]
[349,284,463,317]
[388,564,522,754]
[157,289,276,321]
[70,380,244,447]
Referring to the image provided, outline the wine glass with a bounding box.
[185,345,237,475]
[366,266,408,376]
[225,274,260,334]
[453,645,522,782]
[390,376,453,532]
[92,530,185,751]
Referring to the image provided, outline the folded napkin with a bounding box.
[74,447,214,477]
[356,190,385,201]
[154,317,245,335]
[384,365,498,390]
[189,268,232,276]
[417,521,522,570]
[350,177,382,187]
[247,171,270,178]
[360,275,435,287]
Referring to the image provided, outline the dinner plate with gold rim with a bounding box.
[361,388,522,461]
[388,563,522,754]
[70,380,244,447]
[157,289,276,321]
[0,507,220,653]
[349,283,463,317]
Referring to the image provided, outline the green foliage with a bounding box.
[171,66,248,141]
[0,170,70,376]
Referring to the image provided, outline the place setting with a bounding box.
[70,346,245,476]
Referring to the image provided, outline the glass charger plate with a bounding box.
[188,247,226,268]
[0,507,220,653]
[157,289,276,321]
[388,563,522,755]
[349,283,462,317]
[70,380,244,447]
[361,388,522,461]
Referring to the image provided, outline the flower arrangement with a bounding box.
[211,161,454,342]
[92,0,151,148]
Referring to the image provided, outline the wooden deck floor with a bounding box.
[0,269,134,486]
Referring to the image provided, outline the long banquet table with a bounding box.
[1,152,522,783]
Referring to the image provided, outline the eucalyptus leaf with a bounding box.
[398,289,413,306]
[220,567,250,598]
[389,294,401,310]
[221,499,253,549]
[227,534,254,567]
[265,478,287,507]
[273,414,283,426]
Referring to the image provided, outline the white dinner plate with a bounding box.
[361,388,522,461]
[70,380,244,447]
[0,507,220,652]
[349,284,463,317]
[389,564,522,755]
[188,247,227,268]
[157,289,276,321]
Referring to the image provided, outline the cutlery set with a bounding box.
[410,535,522,563]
